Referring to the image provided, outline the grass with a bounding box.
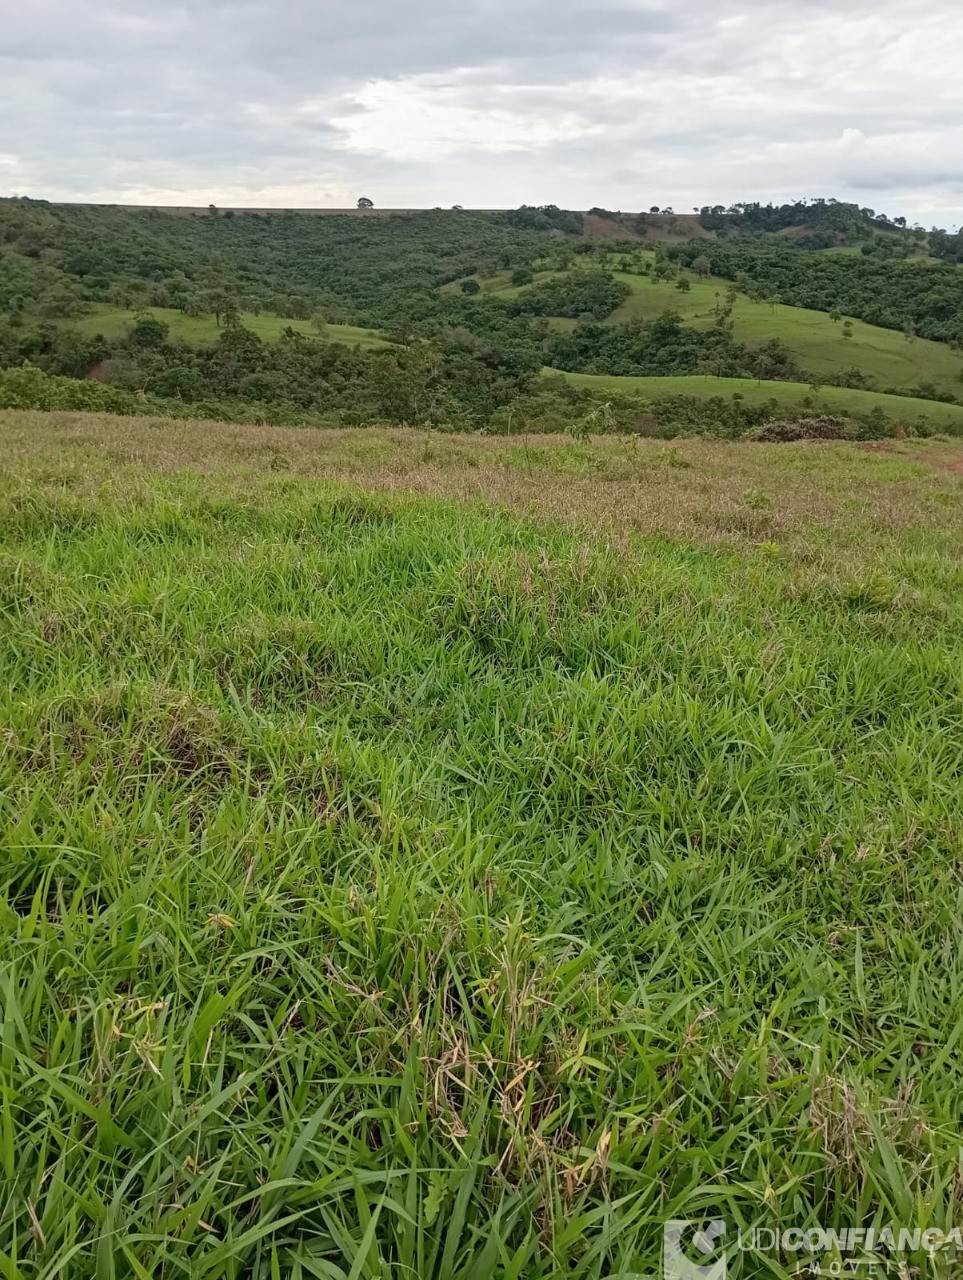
[65,304,393,350]
[554,370,963,431]
[606,269,963,398]
[2,411,963,1278]
[467,263,963,400]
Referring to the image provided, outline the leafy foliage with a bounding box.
[506,270,630,320]
[0,198,546,325]
[671,240,963,346]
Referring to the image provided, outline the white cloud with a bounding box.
[0,0,961,226]
[329,74,601,160]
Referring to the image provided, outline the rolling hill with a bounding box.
[477,261,963,399]
[65,304,393,349]
[3,194,963,436]
[553,371,963,431]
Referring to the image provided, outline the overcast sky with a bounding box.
[1,0,961,227]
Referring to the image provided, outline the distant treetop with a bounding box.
[357,197,374,210]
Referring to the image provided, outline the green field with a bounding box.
[472,262,963,400]
[2,410,963,1277]
[554,370,963,431]
[607,268,963,397]
[66,304,393,349]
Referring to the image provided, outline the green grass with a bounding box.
[66,304,393,349]
[604,268,963,398]
[2,412,963,1278]
[554,370,963,431]
[443,269,561,301]
[465,263,963,400]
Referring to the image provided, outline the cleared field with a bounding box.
[2,412,963,1277]
[470,264,963,399]
[66,304,393,349]
[555,369,963,430]
[456,268,565,300]
[607,270,963,396]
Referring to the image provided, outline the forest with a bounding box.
[2,195,962,436]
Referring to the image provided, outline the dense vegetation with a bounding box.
[2,194,963,436]
[694,197,916,245]
[505,270,630,320]
[671,240,963,347]
[4,189,963,1274]
[545,313,804,380]
[0,199,545,323]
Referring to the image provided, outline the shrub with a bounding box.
[750,415,853,442]
[0,366,144,413]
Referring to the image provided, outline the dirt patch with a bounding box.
[582,215,643,241]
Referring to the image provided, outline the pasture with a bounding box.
[65,305,393,350]
[474,264,963,400]
[1,411,962,1278]
[554,370,963,432]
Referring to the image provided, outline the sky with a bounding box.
[1,0,961,228]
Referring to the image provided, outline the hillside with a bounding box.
[2,194,963,437]
[66,304,392,349]
[555,371,963,432]
[471,260,963,399]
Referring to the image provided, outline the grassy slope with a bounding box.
[474,264,963,398]
[66,303,392,349]
[607,267,963,396]
[555,370,963,430]
[2,411,963,1277]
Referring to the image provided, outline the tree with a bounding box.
[830,309,842,324]
[127,311,170,349]
[676,278,692,293]
[202,289,233,327]
[510,267,534,286]
[692,255,711,279]
[357,197,374,210]
[460,279,481,296]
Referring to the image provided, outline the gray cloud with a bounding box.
[0,0,960,226]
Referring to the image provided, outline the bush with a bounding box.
[750,415,853,442]
[0,366,144,413]
[508,271,630,321]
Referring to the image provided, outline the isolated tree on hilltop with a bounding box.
[357,197,374,209]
